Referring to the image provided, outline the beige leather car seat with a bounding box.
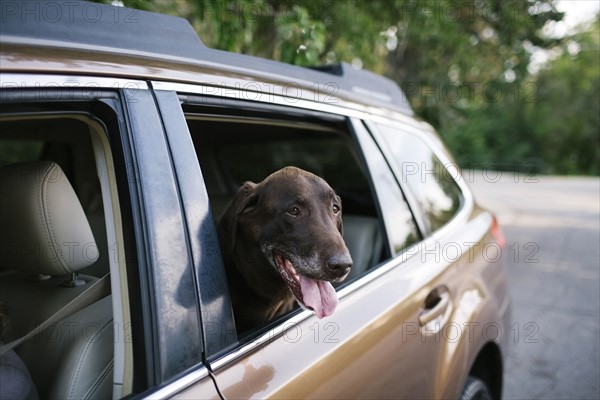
[342,215,384,280]
[0,161,113,399]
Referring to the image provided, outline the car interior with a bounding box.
[0,116,114,399]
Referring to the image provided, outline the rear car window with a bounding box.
[375,124,464,232]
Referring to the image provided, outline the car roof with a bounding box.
[0,0,413,115]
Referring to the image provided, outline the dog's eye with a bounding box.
[333,204,341,214]
[287,206,301,216]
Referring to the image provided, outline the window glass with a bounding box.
[352,120,420,254]
[376,124,464,232]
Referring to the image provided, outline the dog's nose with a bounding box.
[326,253,352,277]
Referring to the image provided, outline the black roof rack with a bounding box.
[0,0,412,115]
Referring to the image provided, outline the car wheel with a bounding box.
[460,376,493,400]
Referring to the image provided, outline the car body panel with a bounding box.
[143,367,220,400]
[173,210,507,399]
[0,42,411,122]
[178,253,439,399]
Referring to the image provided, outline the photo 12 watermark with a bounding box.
[400,240,540,265]
[401,81,538,105]
[1,1,138,24]
[1,79,144,103]
[403,321,540,344]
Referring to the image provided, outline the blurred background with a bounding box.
[98,0,599,176]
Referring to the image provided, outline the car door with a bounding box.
[361,117,505,398]
[150,84,473,399]
[0,76,224,399]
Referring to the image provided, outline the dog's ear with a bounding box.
[335,194,344,236]
[234,181,259,216]
[219,181,258,253]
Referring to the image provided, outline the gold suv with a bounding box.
[0,1,510,399]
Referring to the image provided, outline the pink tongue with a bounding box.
[298,275,339,318]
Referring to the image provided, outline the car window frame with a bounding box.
[0,75,142,397]
[0,73,223,398]
[152,89,237,358]
[122,87,207,385]
[364,119,474,238]
[349,118,422,255]
[174,92,387,334]
[153,79,422,336]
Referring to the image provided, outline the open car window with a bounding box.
[181,101,393,338]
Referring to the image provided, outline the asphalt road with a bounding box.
[467,171,600,400]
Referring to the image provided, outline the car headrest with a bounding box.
[0,161,99,275]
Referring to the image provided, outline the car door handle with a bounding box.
[419,286,451,327]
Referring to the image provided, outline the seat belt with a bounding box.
[0,273,111,356]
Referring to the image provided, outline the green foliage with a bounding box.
[96,0,598,175]
[525,19,600,175]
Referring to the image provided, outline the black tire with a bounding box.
[460,376,493,400]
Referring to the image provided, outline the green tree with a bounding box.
[97,0,599,175]
[525,17,600,175]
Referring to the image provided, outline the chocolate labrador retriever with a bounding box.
[219,166,352,333]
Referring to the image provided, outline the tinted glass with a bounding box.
[352,120,420,254]
[376,124,464,232]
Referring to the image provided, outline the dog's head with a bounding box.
[220,166,352,319]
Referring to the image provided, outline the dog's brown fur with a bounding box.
[218,167,352,333]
